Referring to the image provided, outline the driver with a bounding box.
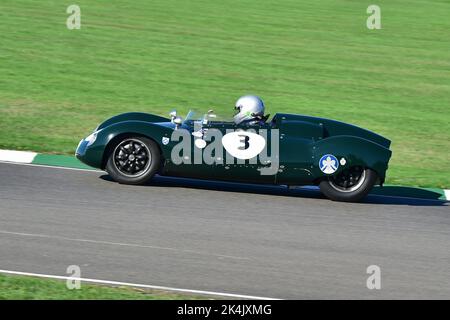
[233,95,265,125]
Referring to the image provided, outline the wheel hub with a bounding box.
[113,139,152,177]
[328,166,366,193]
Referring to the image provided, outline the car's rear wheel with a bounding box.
[106,136,160,185]
[319,166,377,202]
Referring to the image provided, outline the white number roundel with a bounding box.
[221,131,266,160]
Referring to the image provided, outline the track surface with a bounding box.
[0,162,449,299]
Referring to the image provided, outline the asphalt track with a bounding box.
[0,162,449,299]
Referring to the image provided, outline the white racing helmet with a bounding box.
[233,95,265,124]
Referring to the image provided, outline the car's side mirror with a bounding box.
[207,110,217,119]
[173,116,182,129]
[169,110,177,122]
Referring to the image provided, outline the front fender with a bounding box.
[312,135,392,183]
[79,120,175,169]
[96,112,170,131]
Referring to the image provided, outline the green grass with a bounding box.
[0,274,204,300]
[0,0,449,187]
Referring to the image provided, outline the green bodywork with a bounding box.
[76,112,392,186]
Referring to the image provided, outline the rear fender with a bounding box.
[312,136,392,184]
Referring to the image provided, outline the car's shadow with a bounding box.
[99,175,448,207]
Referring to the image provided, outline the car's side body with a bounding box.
[273,113,391,185]
[76,112,392,188]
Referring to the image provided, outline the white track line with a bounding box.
[0,269,279,300]
[0,230,250,261]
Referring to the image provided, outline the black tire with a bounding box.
[319,167,377,202]
[105,136,160,185]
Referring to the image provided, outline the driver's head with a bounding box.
[233,95,265,124]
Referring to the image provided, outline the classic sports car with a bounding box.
[76,108,392,202]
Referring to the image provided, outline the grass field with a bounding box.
[0,0,449,187]
[0,274,203,299]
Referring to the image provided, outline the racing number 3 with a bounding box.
[238,134,250,150]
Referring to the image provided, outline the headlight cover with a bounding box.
[85,131,98,146]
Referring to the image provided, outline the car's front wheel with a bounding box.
[319,166,377,202]
[105,136,160,185]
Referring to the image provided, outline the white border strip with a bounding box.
[444,190,450,201]
[0,150,37,163]
[0,269,280,300]
[0,160,102,173]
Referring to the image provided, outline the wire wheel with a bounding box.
[112,138,152,177]
[328,166,366,193]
